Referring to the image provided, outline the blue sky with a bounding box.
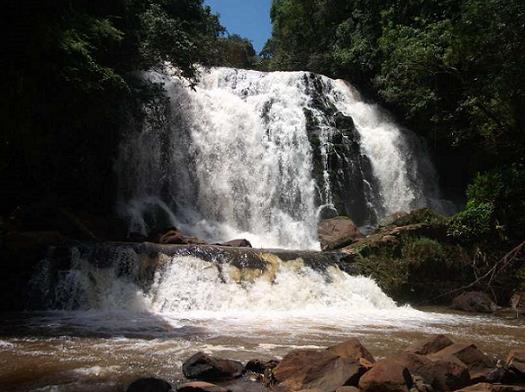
[204,0,273,53]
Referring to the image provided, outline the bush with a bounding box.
[447,201,494,243]
[402,237,446,270]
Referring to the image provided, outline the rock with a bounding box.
[220,239,253,248]
[451,292,498,313]
[328,338,376,365]
[507,350,525,377]
[177,381,227,392]
[454,383,525,392]
[245,359,279,374]
[393,352,470,391]
[318,216,364,251]
[336,387,361,392]
[429,344,497,383]
[155,228,206,245]
[222,379,269,392]
[358,358,413,392]
[126,377,172,392]
[406,335,455,356]
[182,352,243,381]
[273,348,365,391]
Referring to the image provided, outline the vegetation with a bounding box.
[265,0,525,244]
[0,0,225,215]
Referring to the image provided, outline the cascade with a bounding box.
[116,67,445,249]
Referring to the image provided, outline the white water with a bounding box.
[117,67,445,249]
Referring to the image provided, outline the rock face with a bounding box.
[126,377,172,392]
[318,216,364,250]
[273,339,371,391]
[451,291,498,313]
[358,358,413,392]
[182,352,243,382]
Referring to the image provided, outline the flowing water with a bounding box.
[1,246,523,391]
[3,68,518,391]
[116,67,448,249]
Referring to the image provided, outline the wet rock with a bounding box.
[451,292,498,313]
[429,343,497,383]
[358,358,413,392]
[176,381,227,392]
[318,216,364,251]
[507,350,525,378]
[406,335,454,356]
[328,338,375,365]
[127,377,172,392]
[222,379,269,391]
[220,239,253,248]
[155,228,207,245]
[454,383,525,391]
[273,348,365,391]
[182,352,243,381]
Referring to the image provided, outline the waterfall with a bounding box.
[117,67,445,249]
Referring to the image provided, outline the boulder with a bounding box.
[220,239,253,248]
[273,348,365,391]
[336,387,361,392]
[182,352,243,381]
[222,379,269,392]
[328,338,376,366]
[507,350,525,377]
[154,228,206,245]
[406,335,455,356]
[177,381,227,392]
[454,383,525,392]
[451,292,498,313]
[318,216,364,251]
[126,377,172,392]
[393,352,470,391]
[358,358,413,392]
[429,343,497,382]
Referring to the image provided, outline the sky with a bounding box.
[204,0,273,53]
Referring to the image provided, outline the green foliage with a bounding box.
[1,0,224,214]
[402,237,446,270]
[213,35,258,69]
[447,202,495,243]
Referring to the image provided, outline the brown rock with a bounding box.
[336,388,361,392]
[451,292,498,313]
[454,383,525,391]
[328,338,376,365]
[406,335,455,355]
[358,358,413,392]
[177,382,227,392]
[429,344,496,382]
[155,227,206,245]
[182,352,243,381]
[273,348,365,391]
[220,239,253,248]
[507,350,525,377]
[318,216,364,251]
[222,379,269,392]
[126,377,172,392]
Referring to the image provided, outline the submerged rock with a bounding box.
[318,216,364,251]
[127,377,172,392]
[451,292,498,313]
[182,352,243,381]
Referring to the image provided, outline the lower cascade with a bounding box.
[117,67,447,249]
[33,244,401,317]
